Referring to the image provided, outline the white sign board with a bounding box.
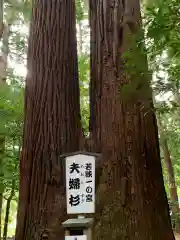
[66,154,95,214]
[65,236,87,240]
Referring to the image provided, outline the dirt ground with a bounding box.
[175,232,180,239]
[6,232,180,239]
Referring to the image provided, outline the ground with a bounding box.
[175,232,180,239]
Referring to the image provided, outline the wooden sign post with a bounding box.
[61,151,100,240]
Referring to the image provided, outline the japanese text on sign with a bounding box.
[66,154,95,214]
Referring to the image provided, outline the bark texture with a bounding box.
[15,1,81,240]
[89,0,175,239]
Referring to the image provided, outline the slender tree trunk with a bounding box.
[157,117,179,214]
[15,1,81,240]
[3,180,15,240]
[0,137,4,240]
[0,193,3,240]
[161,137,179,212]
[89,0,174,239]
[3,139,19,240]
[0,0,4,40]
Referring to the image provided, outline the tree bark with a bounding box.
[15,1,81,240]
[3,179,15,240]
[89,0,174,239]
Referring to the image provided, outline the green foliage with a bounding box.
[0,81,23,237]
[0,84,24,136]
[144,0,180,208]
[76,0,84,23]
[76,0,90,133]
[145,0,180,96]
[5,0,32,23]
[0,0,30,237]
[78,53,89,134]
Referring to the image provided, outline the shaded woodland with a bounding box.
[0,0,180,239]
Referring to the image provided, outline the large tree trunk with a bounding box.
[89,0,174,239]
[15,1,81,240]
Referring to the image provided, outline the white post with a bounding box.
[78,215,85,219]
